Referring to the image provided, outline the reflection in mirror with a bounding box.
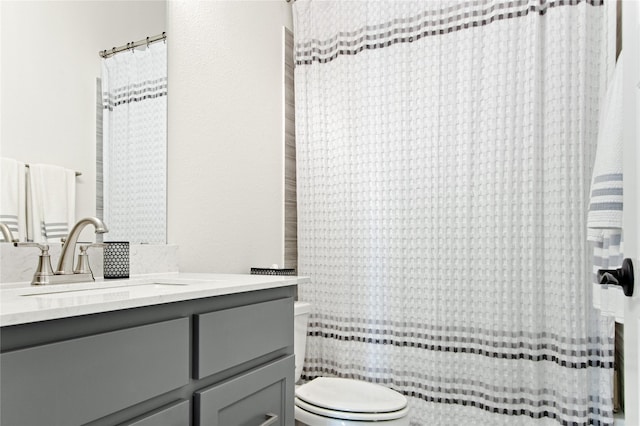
[98,36,167,244]
[0,1,166,243]
[0,223,17,243]
[0,157,26,242]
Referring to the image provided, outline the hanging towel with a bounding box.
[0,157,27,242]
[588,52,624,317]
[27,164,76,243]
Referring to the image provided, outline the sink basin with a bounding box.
[22,283,190,299]
[15,278,219,306]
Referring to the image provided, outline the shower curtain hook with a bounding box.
[146,36,150,48]
[111,47,116,56]
[162,32,166,44]
[130,42,135,53]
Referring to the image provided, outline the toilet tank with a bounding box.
[294,301,312,382]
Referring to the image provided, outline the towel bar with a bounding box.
[25,164,81,177]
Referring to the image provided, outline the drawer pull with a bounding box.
[259,413,279,426]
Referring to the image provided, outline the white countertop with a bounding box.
[0,272,307,327]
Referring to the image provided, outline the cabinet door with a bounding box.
[194,298,293,379]
[120,400,190,426]
[0,317,190,426]
[195,355,295,426]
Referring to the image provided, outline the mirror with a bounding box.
[98,36,167,244]
[0,0,166,242]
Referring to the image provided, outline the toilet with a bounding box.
[294,302,410,426]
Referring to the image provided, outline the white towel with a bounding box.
[588,53,624,240]
[27,164,76,243]
[0,157,27,242]
[588,52,624,317]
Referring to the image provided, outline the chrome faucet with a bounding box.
[0,223,17,243]
[56,217,108,275]
[15,217,109,285]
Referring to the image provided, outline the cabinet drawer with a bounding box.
[194,297,293,378]
[195,355,295,426]
[0,317,190,426]
[120,400,190,426]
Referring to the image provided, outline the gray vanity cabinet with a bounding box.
[1,318,190,426]
[194,298,293,379]
[121,400,191,426]
[0,285,296,426]
[195,355,294,426]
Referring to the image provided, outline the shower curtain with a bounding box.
[101,42,167,243]
[294,1,616,425]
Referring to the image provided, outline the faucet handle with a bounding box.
[74,243,105,274]
[13,242,50,251]
[13,242,55,285]
[79,242,105,250]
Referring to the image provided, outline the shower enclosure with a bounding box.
[293,1,622,424]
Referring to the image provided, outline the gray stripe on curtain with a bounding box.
[295,0,605,65]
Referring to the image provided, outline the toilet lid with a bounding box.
[295,397,410,422]
[295,377,407,414]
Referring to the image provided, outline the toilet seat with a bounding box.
[295,397,410,421]
[295,377,408,421]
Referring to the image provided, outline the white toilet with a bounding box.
[294,302,410,426]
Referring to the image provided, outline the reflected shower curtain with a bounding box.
[294,1,616,425]
[101,42,167,243]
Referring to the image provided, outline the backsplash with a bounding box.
[0,244,178,286]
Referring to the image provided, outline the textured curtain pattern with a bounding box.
[294,1,615,425]
[102,42,167,243]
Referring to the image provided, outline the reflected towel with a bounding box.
[27,164,76,243]
[0,157,26,241]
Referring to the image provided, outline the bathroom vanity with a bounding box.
[0,273,303,426]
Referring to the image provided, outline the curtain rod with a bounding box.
[25,164,81,177]
[99,32,166,59]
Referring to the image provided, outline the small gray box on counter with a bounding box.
[104,241,129,279]
[250,267,296,276]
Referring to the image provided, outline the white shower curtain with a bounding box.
[294,1,616,425]
[102,42,167,243]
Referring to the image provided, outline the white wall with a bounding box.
[622,1,640,424]
[167,1,292,273]
[1,1,165,224]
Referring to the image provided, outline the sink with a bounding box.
[22,283,190,299]
[16,277,219,305]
